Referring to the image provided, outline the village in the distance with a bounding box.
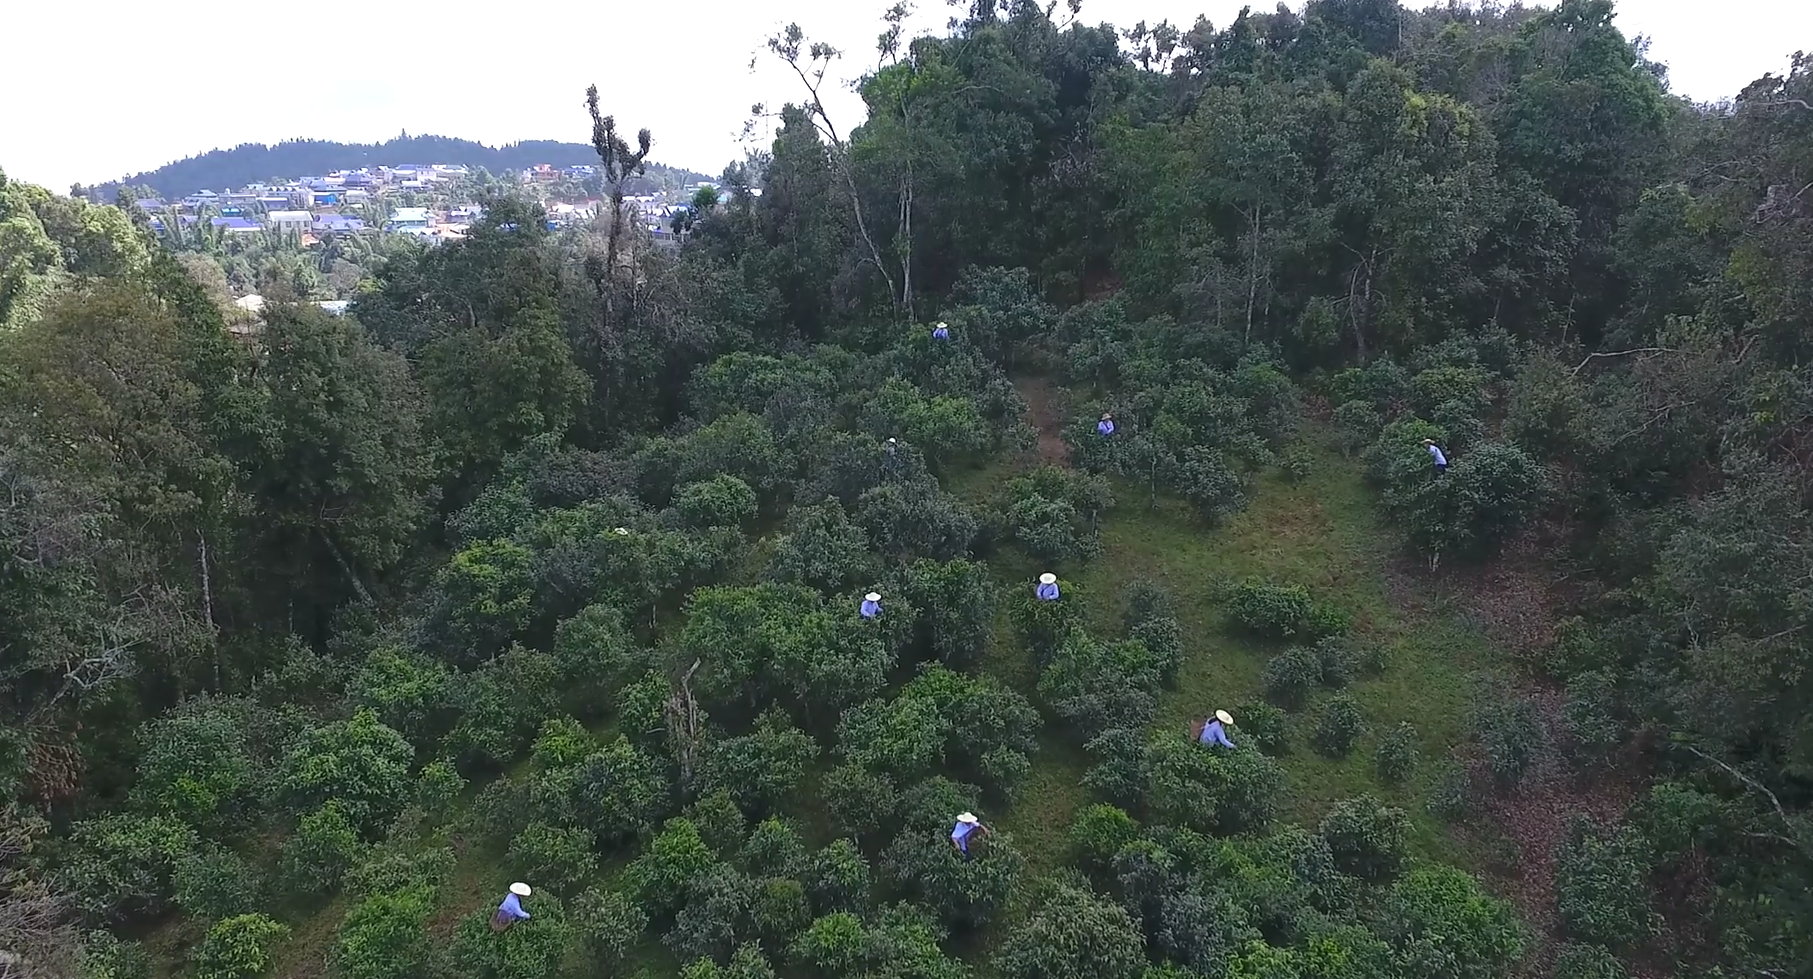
[120,161,726,317]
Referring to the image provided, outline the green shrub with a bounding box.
[507,823,597,896]
[78,931,152,979]
[1375,722,1421,784]
[1552,943,1629,979]
[332,886,435,979]
[1279,446,1315,483]
[413,759,466,818]
[1012,585,1080,668]
[1562,670,1623,765]
[444,894,571,979]
[57,815,196,923]
[1313,696,1365,758]
[674,475,759,529]
[1175,446,1247,524]
[992,883,1144,979]
[1262,647,1320,710]
[574,888,649,971]
[1067,804,1139,874]
[1333,400,1385,455]
[173,845,265,922]
[1475,697,1544,789]
[1555,817,1658,949]
[1385,867,1525,976]
[1227,577,1348,641]
[1232,702,1288,755]
[345,844,455,898]
[192,913,288,979]
[1319,796,1410,883]
[277,708,413,836]
[280,801,363,900]
[1313,636,1356,688]
[1427,762,1475,823]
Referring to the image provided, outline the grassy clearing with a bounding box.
[979,428,1500,864]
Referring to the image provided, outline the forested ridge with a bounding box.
[80,135,711,201]
[3,2,1812,979]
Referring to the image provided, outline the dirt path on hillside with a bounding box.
[1014,376,1070,467]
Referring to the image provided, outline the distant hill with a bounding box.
[87,134,715,200]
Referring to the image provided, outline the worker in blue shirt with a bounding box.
[1036,572,1060,601]
[1422,438,1448,475]
[491,882,532,931]
[860,591,882,619]
[1097,413,1115,437]
[1198,710,1235,749]
[932,322,950,340]
[950,812,992,860]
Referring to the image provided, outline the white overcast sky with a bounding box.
[1,0,1806,192]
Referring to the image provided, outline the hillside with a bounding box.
[85,134,713,199]
[5,4,1813,979]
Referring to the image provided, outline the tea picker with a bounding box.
[1422,438,1448,475]
[950,811,992,860]
[932,321,950,340]
[1036,572,1060,602]
[1197,710,1236,749]
[860,591,882,619]
[491,882,532,932]
[1097,413,1115,437]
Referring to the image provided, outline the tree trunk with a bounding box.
[1245,204,1262,342]
[199,530,217,689]
[318,525,374,604]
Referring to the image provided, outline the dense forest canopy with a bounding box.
[81,135,713,201]
[4,2,1813,979]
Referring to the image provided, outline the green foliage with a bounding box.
[1426,762,1475,823]
[173,845,265,922]
[445,894,572,979]
[1038,632,1163,741]
[1313,696,1366,758]
[192,914,288,979]
[1473,697,1544,789]
[413,759,466,817]
[993,883,1145,979]
[1555,817,1658,949]
[902,558,994,669]
[701,710,819,818]
[1262,647,1322,710]
[1375,722,1421,784]
[1226,578,1349,641]
[1383,867,1525,978]
[624,818,719,919]
[332,886,436,979]
[130,701,256,832]
[57,815,195,923]
[277,708,413,835]
[1067,804,1140,874]
[765,498,880,596]
[1232,702,1289,755]
[280,801,363,899]
[1561,670,1623,764]
[675,475,759,529]
[1319,796,1410,882]
[574,888,649,971]
[1552,943,1629,979]
[574,734,673,846]
[508,823,598,896]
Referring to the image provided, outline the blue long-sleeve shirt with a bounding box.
[933,326,949,339]
[1199,720,1234,749]
[860,599,881,619]
[1097,419,1115,436]
[498,893,530,921]
[1036,582,1060,601]
[1427,444,1447,467]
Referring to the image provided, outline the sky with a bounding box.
[1,0,1807,192]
